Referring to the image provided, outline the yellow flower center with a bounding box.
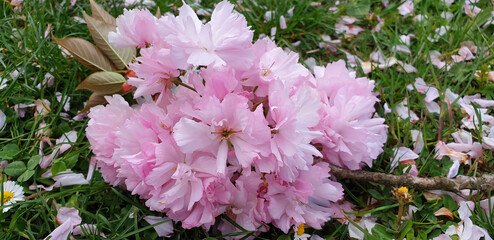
[297,223,305,235]
[397,187,409,198]
[1,191,14,203]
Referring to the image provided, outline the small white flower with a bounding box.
[1,181,25,213]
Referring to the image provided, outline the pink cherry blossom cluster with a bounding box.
[86,0,387,234]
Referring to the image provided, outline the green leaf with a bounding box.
[346,0,371,18]
[63,155,79,169]
[0,144,20,160]
[17,169,35,182]
[51,161,67,175]
[368,189,383,200]
[76,71,125,94]
[84,12,135,70]
[4,161,27,177]
[54,37,117,72]
[371,224,395,240]
[276,235,291,240]
[443,195,458,211]
[27,155,41,170]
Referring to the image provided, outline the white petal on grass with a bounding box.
[398,0,414,16]
[0,110,6,132]
[441,11,453,21]
[390,147,419,171]
[393,100,419,122]
[348,214,378,240]
[143,216,174,237]
[411,130,424,153]
[392,45,411,54]
[279,16,287,29]
[425,101,441,113]
[402,63,417,73]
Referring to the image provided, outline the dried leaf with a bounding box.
[54,37,116,72]
[78,93,107,114]
[155,7,162,18]
[434,207,454,220]
[89,0,116,26]
[84,12,135,69]
[423,192,443,201]
[77,71,125,94]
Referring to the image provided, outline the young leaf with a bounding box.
[0,144,20,160]
[76,71,125,94]
[89,0,116,26]
[27,155,41,170]
[83,12,135,70]
[17,170,35,182]
[4,161,27,177]
[51,161,67,175]
[78,93,108,114]
[54,37,117,72]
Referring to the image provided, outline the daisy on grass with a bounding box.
[1,181,24,213]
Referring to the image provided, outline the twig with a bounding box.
[330,164,494,193]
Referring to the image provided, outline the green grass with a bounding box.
[1,0,494,239]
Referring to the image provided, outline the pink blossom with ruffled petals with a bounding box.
[268,82,322,180]
[265,163,343,233]
[313,60,387,170]
[173,93,271,175]
[256,47,311,97]
[190,66,243,101]
[159,1,253,70]
[128,47,180,98]
[109,8,160,48]
[86,95,135,186]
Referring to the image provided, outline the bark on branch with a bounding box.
[329,164,494,193]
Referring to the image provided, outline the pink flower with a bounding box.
[313,60,387,170]
[128,47,180,98]
[159,0,254,70]
[109,8,160,48]
[226,172,269,231]
[268,82,323,181]
[86,95,135,186]
[173,93,271,175]
[265,163,343,233]
[243,45,311,97]
[189,66,243,101]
